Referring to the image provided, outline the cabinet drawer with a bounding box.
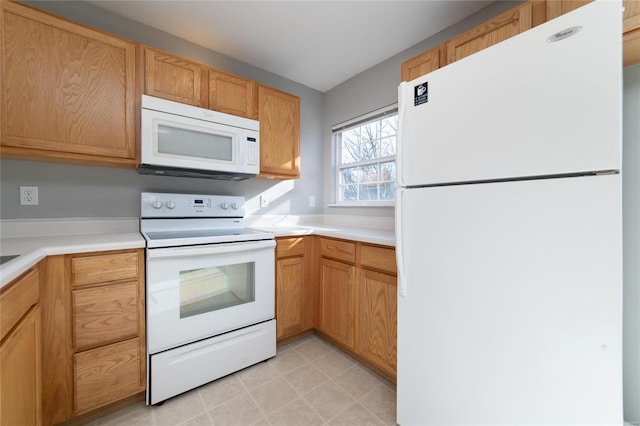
[320,238,356,264]
[360,245,397,275]
[276,237,305,258]
[73,281,139,351]
[74,338,141,413]
[1,268,39,341]
[72,252,139,287]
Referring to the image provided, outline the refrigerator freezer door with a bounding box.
[397,0,621,188]
[396,174,622,425]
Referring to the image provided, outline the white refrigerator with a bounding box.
[395,1,623,424]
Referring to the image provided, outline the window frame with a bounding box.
[331,104,398,207]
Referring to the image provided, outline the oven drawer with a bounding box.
[149,320,276,405]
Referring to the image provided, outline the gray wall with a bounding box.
[623,63,640,425]
[0,1,325,219]
[322,1,522,217]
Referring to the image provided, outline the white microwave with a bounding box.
[139,95,260,180]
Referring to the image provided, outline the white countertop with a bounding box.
[253,224,395,247]
[0,218,145,288]
[246,214,396,247]
[0,215,395,288]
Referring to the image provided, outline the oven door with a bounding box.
[146,239,275,354]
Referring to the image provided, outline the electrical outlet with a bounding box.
[20,186,39,205]
[309,196,315,207]
[260,195,269,208]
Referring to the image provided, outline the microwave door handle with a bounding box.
[147,239,276,260]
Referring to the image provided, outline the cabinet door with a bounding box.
[0,2,137,165]
[546,0,639,66]
[446,2,532,64]
[0,306,41,426]
[358,269,397,378]
[276,256,305,339]
[209,70,257,119]
[625,7,640,66]
[546,0,587,18]
[401,44,444,82]
[144,47,205,107]
[258,85,300,178]
[318,258,355,349]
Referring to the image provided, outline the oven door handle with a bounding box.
[147,239,276,260]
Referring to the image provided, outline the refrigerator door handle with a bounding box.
[397,82,407,188]
[396,187,408,297]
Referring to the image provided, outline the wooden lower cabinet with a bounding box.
[304,239,397,380]
[358,269,397,378]
[275,237,314,340]
[276,256,306,338]
[41,248,145,425]
[318,258,356,349]
[0,266,41,426]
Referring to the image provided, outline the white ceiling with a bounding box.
[90,1,494,92]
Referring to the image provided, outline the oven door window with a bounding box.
[179,262,254,318]
[156,121,235,163]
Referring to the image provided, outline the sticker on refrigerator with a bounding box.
[414,82,428,106]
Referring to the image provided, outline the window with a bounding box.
[333,106,398,205]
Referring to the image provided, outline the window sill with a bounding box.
[328,202,395,208]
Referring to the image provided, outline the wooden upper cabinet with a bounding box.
[446,2,533,64]
[0,1,137,167]
[545,0,591,18]
[546,0,640,67]
[623,0,640,66]
[209,70,257,119]
[258,85,301,179]
[401,44,445,82]
[144,47,205,107]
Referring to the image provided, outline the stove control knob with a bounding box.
[152,199,163,209]
[166,200,176,209]
[231,202,239,210]
[221,202,229,210]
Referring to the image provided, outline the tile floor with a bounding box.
[89,334,397,426]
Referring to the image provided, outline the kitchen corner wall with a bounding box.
[0,0,325,220]
[321,1,523,218]
[623,63,640,425]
